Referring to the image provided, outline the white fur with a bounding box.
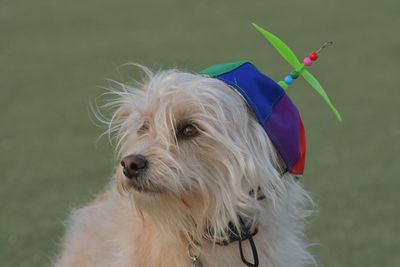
[55,66,315,267]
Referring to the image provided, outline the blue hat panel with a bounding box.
[215,62,285,125]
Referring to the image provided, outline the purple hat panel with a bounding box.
[264,94,306,175]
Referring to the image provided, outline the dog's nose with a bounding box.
[121,154,148,179]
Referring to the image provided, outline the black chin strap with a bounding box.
[237,216,259,267]
[238,232,259,267]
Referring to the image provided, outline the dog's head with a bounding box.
[104,66,288,240]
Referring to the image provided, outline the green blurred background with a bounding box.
[1,0,399,266]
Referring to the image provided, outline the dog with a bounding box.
[55,66,314,267]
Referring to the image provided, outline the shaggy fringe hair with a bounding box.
[83,64,316,266]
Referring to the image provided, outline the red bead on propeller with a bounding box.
[309,51,319,61]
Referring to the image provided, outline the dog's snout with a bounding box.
[121,154,148,179]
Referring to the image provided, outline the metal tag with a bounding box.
[191,257,203,267]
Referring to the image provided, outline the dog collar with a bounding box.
[188,188,265,267]
[200,23,341,175]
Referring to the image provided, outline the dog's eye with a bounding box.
[177,123,198,139]
[138,121,149,134]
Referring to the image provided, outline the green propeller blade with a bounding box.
[301,69,342,121]
[252,23,302,69]
[252,22,342,122]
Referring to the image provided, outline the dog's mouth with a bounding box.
[125,179,163,194]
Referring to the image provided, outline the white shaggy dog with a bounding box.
[55,66,314,267]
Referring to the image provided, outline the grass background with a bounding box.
[1,0,399,266]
